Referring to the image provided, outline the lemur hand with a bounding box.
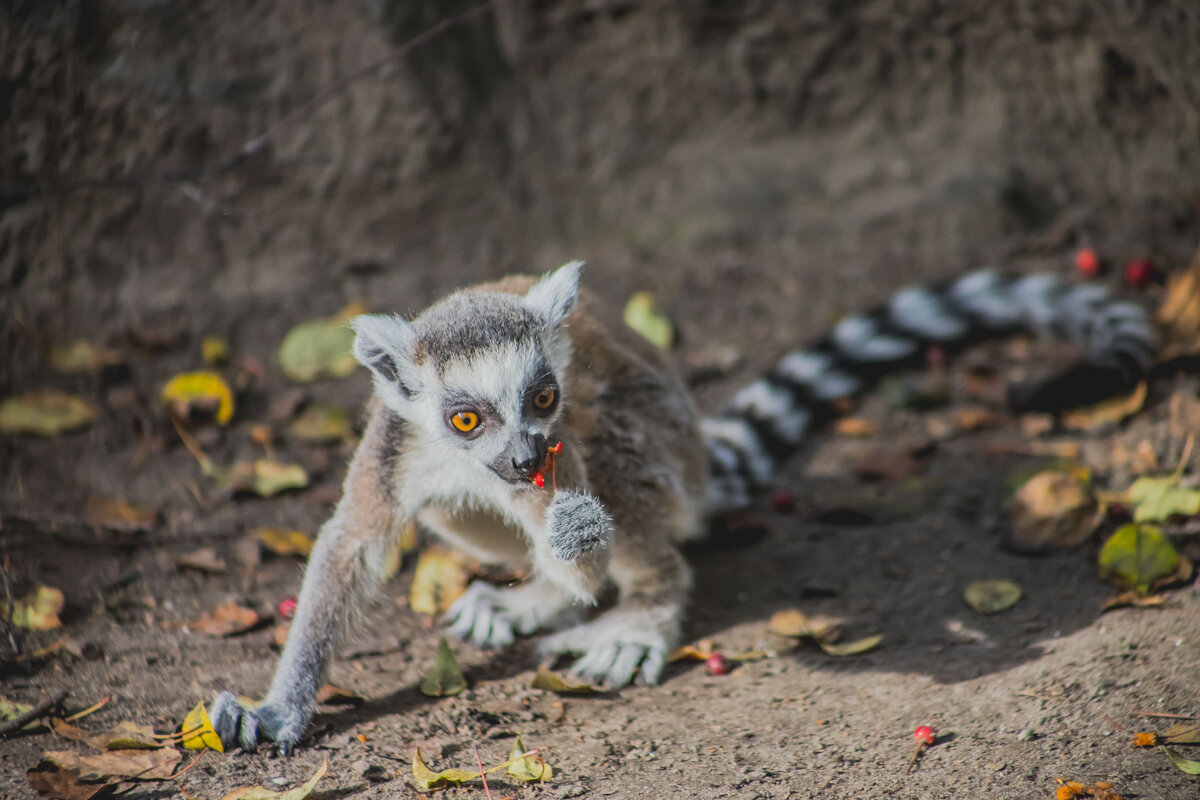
[545,489,613,561]
[211,691,310,756]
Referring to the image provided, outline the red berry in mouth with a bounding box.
[705,652,732,676]
[913,725,935,745]
[278,596,298,620]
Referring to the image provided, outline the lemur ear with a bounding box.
[525,260,583,328]
[351,314,419,398]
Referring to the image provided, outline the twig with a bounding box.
[0,690,68,737]
[1133,711,1198,719]
[474,745,494,800]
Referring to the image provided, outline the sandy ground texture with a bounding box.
[3,2,1200,798]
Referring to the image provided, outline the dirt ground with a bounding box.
[3,1,1200,798]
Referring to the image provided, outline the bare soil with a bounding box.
[3,2,1200,798]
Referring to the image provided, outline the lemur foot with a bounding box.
[536,608,675,689]
[546,489,613,561]
[445,580,580,650]
[211,691,307,756]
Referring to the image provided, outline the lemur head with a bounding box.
[351,261,581,484]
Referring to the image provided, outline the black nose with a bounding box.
[511,433,548,477]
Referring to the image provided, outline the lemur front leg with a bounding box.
[212,409,404,755]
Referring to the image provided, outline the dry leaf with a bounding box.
[180,701,223,752]
[1,586,64,630]
[48,339,124,373]
[84,495,157,532]
[1099,591,1166,612]
[0,391,96,436]
[314,684,362,706]
[225,460,309,498]
[1062,381,1147,431]
[43,748,179,781]
[271,622,291,649]
[507,735,553,783]
[220,756,326,800]
[410,748,480,790]
[419,638,467,697]
[1158,248,1200,357]
[623,291,674,350]
[278,303,365,382]
[26,763,112,800]
[1163,722,1200,745]
[963,580,1022,615]
[530,666,602,695]
[161,371,234,425]
[815,634,882,656]
[409,548,469,615]
[189,603,267,637]
[1132,732,1159,747]
[173,547,227,574]
[1007,470,1100,552]
[834,417,876,437]
[255,528,314,558]
[767,609,841,640]
[287,404,352,443]
[852,445,923,480]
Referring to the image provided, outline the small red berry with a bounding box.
[1123,259,1157,289]
[705,652,732,676]
[772,489,796,514]
[533,473,545,488]
[1074,248,1100,278]
[913,725,935,746]
[278,596,297,620]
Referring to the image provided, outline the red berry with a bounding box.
[772,489,796,514]
[1075,248,1100,278]
[533,473,545,488]
[278,596,297,620]
[1123,259,1157,289]
[705,652,732,676]
[913,725,935,745]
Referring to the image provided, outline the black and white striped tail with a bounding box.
[703,270,1157,512]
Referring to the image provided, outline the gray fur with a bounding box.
[546,490,613,561]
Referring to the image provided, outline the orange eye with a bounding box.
[450,411,479,433]
[533,387,556,410]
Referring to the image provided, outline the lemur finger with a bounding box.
[468,603,497,649]
[604,643,647,689]
[638,648,666,686]
[210,691,247,751]
[571,643,619,681]
[237,711,260,753]
[485,614,515,649]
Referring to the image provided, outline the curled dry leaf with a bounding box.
[278,302,365,382]
[409,548,469,615]
[42,747,180,781]
[189,603,268,637]
[1,586,64,631]
[161,371,234,425]
[219,756,327,800]
[0,391,96,436]
[530,666,603,695]
[84,495,157,533]
[419,638,467,698]
[180,701,223,752]
[1007,470,1100,552]
[255,528,314,558]
[622,291,674,350]
[963,580,1022,615]
[1062,381,1147,431]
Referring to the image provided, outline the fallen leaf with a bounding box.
[1168,392,1200,440]
[767,609,841,640]
[419,638,467,697]
[1,696,43,732]
[814,634,883,656]
[48,339,124,373]
[189,603,267,637]
[667,643,714,662]
[1158,247,1200,357]
[161,371,234,425]
[314,684,362,706]
[622,291,673,350]
[1007,470,1100,552]
[834,417,876,437]
[84,495,157,532]
[225,460,309,498]
[173,547,227,574]
[507,735,553,782]
[1099,591,1166,612]
[278,303,365,382]
[1132,732,1159,747]
[0,586,64,630]
[1063,381,1146,431]
[180,701,223,752]
[61,720,163,751]
[411,748,480,790]
[0,392,96,436]
[1163,746,1200,775]
[963,580,1022,615]
[1098,524,1182,594]
[287,404,353,443]
[409,548,469,615]
[271,622,290,649]
[1163,722,1200,745]
[26,763,112,800]
[43,747,179,781]
[530,666,602,695]
[201,336,230,365]
[255,528,314,558]
[220,756,327,800]
[852,444,923,480]
[1126,475,1200,523]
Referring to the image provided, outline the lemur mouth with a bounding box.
[486,465,536,487]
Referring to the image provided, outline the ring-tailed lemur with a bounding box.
[212,262,1155,754]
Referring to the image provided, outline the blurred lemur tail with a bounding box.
[702,269,1158,513]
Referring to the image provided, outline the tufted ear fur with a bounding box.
[350,314,420,401]
[525,261,583,328]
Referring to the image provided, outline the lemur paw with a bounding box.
[445,580,580,650]
[211,691,308,756]
[536,609,674,689]
[545,489,613,561]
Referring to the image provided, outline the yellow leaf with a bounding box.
[161,371,234,425]
[278,304,365,382]
[963,580,1022,615]
[226,460,308,497]
[181,701,223,752]
[255,528,314,557]
[202,336,230,365]
[623,291,674,350]
[530,665,602,694]
[411,748,480,790]
[409,548,468,615]
[814,634,882,656]
[1098,524,1181,594]
[221,756,327,799]
[1163,746,1200,775]
[507,735,553,782]
[767,609,841,640]
[0,391,96,436]
[1063,381,1146,431]
[0,586,64,630]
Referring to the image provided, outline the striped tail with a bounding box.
[702,270,1157,512]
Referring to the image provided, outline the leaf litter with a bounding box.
[411,737,553,790]
[1,586,65,630]
[419,637,467,697]
[278,302,365,382]
[409,548,469,615]
[0,391,96,436]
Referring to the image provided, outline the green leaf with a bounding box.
[419,638,467,697]
[814,634,882,657]
[623,291,674,350]
[278,303,365,382]
[287,403,353,443]
[963,579,1022,615]
[1098,524,1181,594]
[224,460,309,498]
[411,748,479,790]
[1127,475,1200,522]
[0,585,64,630]
[507,735,553,783]
[1163,746,1200,775]
[0,391,96,436]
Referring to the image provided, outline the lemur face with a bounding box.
[350,262,581,487]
